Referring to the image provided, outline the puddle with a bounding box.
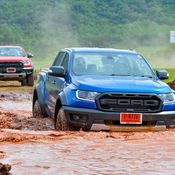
[0,90,175,174]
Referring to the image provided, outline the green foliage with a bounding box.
[164,68,175,83]
[0,0,175,69]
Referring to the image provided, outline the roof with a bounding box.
[63,47,137,54]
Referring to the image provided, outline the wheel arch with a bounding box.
[33,87,49,117]
[54,97,63,127]
[33,88,38,109]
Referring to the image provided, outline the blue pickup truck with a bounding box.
[32,48,175,131]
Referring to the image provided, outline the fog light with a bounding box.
[156,121,165,126]
[71,114,87,122]
[73,115,80,121]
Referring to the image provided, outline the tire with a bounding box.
[165,121,175,128]
[55,108,62,131]
[55,107,79,131]
[33,99,44,118]
[21,79,27,86]
[27,73,34,86]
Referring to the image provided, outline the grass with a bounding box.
[0,81,34,91]
[136,44,175,68]
[0,67,174,92]
[31,44,175,84]
[32,57,54,70]
[163,68,175,83]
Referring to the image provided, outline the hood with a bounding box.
[0,56,28,62]
[72,75,172,94]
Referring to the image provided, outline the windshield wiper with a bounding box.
[110,74,134,76]
[131,74,154,79]
[109,74,153,78]
[139,75,153,78]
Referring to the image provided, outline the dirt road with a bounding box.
[0,83,175,174]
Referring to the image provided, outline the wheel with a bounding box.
[55,109,62,131]
[21,79,27,86]
[33,99,44,118]
[165,121,175,128]
[27,73,34,86]
[55,107,79,131]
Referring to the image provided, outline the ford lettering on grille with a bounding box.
[100,99,159,106]
[97,93,162,112]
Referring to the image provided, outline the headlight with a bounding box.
[76,90,100,102]
[158,93,175,104]
[23,60,32,67]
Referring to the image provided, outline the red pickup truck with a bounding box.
[0,46,34,86]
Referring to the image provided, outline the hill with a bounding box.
[0,0,175,68]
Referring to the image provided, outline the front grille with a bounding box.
[0,62,23,73]
[0,62,23,68]
[96,93,162,113]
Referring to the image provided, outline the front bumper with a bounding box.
[0,68,33,80]
[63,106,175,130]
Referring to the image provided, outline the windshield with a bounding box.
[0,47,26,57]
[73,52,154,77]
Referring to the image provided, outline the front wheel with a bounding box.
[27,73,34,86]
[55,108,79,131]
[165,121,175,128]
[21,79,27,86]
[33,99,44,118]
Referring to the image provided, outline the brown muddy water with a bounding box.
[0,89,175,174]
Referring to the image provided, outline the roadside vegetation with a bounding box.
[162,68,175,83]
[0,0,175,70]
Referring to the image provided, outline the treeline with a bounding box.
[0,0,175,58]
[70,0,175,47]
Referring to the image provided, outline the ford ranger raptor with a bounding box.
[33,48,175,131]
[0,45,34,86]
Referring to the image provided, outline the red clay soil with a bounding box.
[0,129,175,175]
[0,91,54,131]
[0,88,175,174]
[167,80,175,90]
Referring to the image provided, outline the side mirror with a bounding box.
[48,66,65,77]
[156,70,169,80]
[27,53,34,58]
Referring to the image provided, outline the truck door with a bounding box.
[46,52,69,116]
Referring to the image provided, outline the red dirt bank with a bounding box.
[0,87,175,174]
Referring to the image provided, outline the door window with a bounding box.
[60,53,69,74]
[52,52,65,66]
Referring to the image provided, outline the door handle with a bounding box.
[51,80,56,84]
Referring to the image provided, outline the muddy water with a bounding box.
[0,91,54,131]
[0,90,175,174]
[0,130,175,175]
